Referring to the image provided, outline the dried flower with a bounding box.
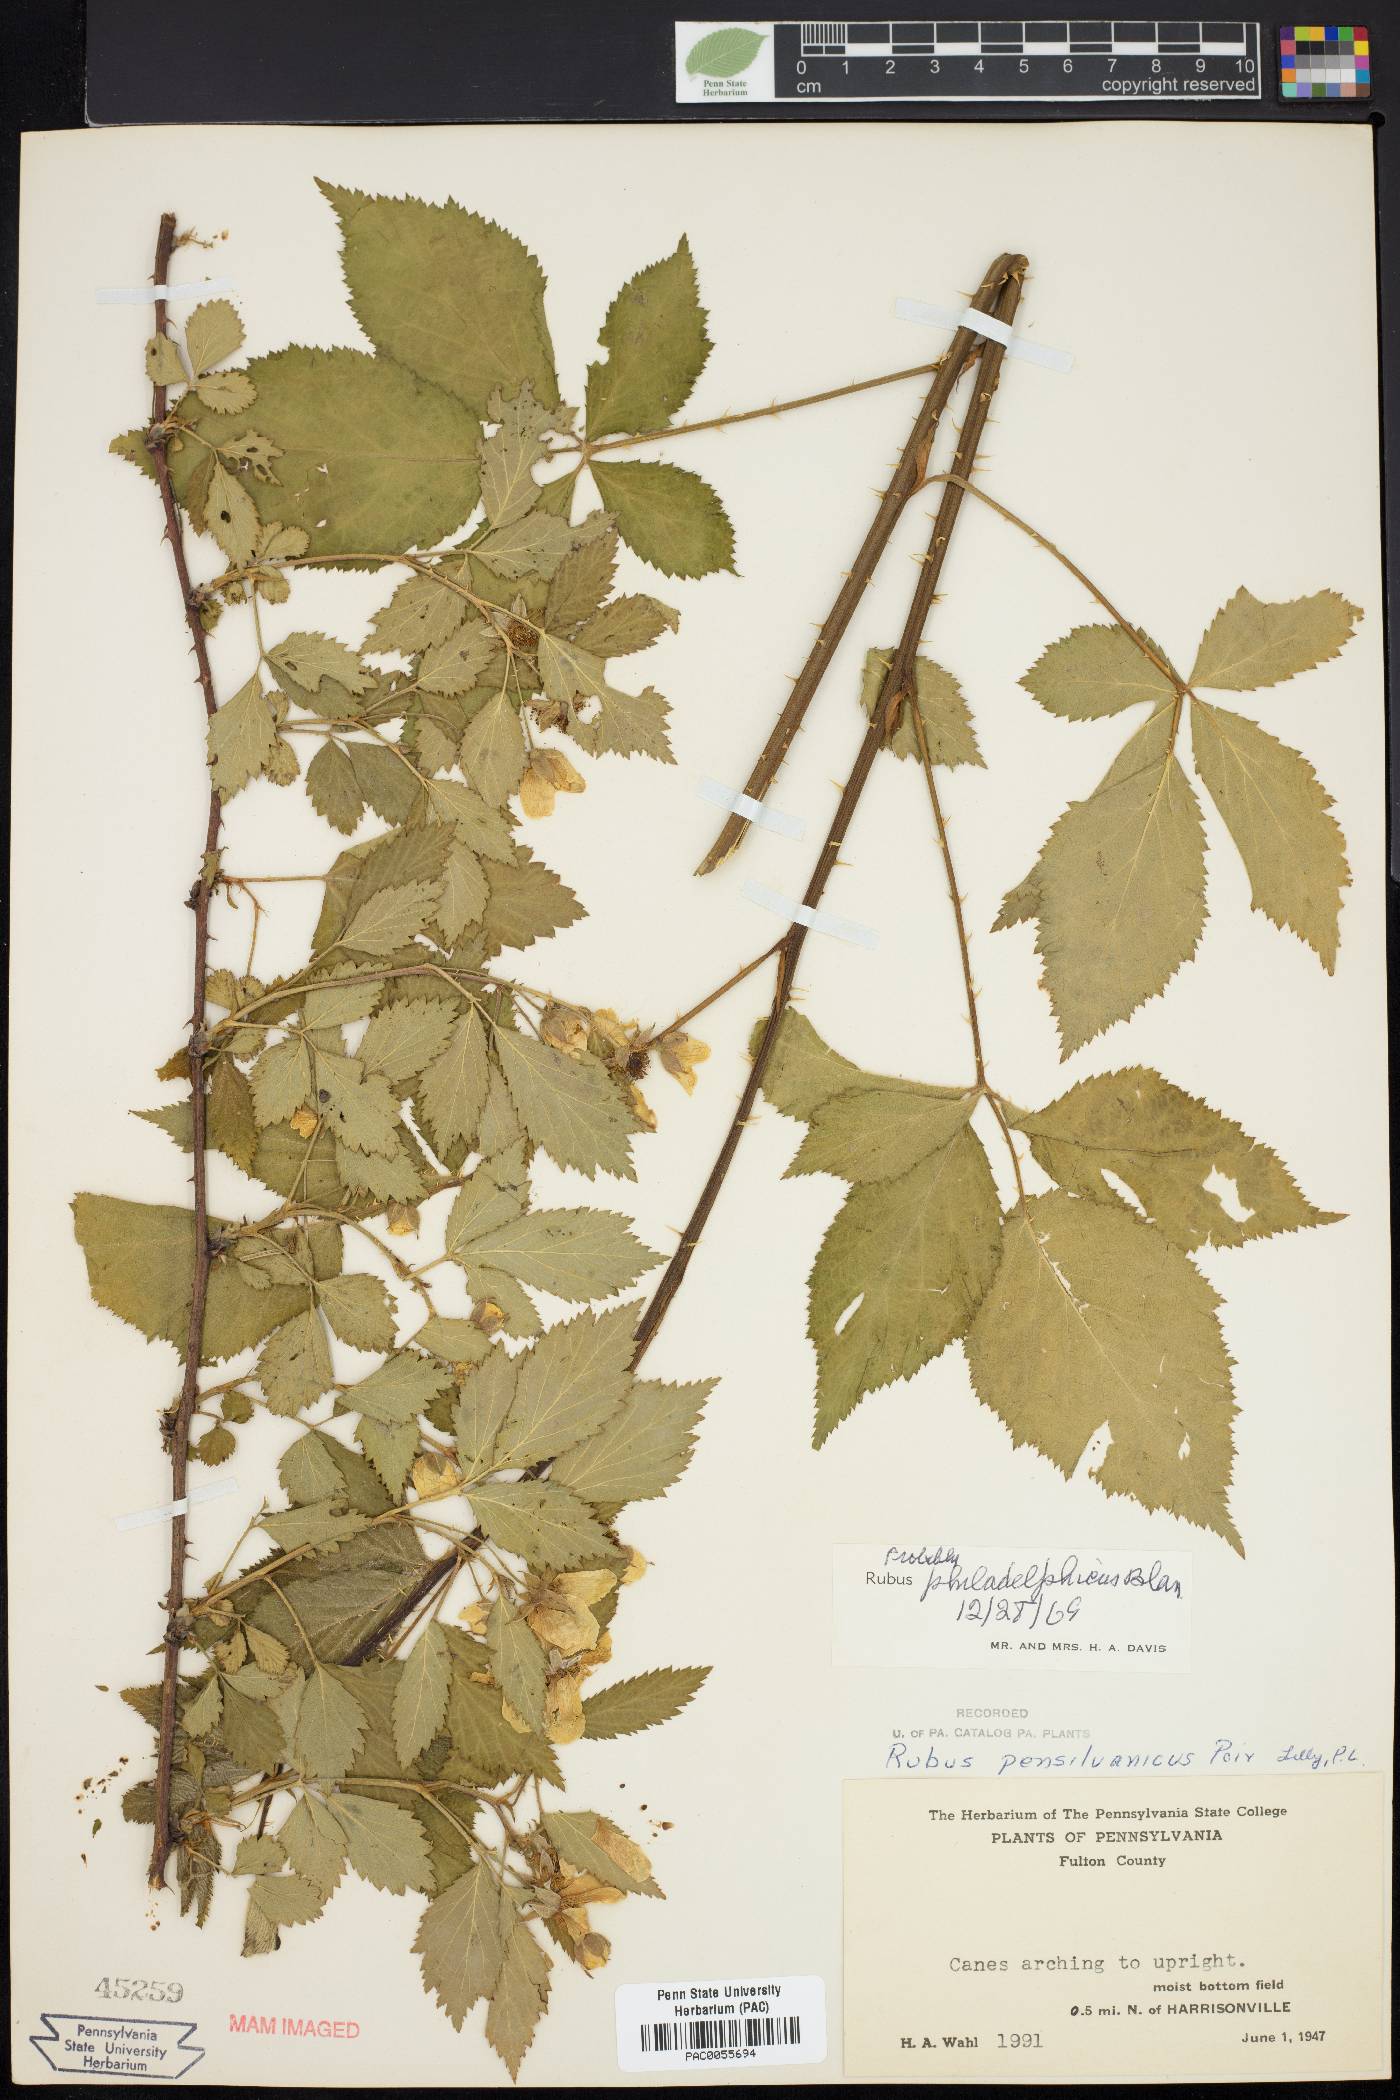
[658,1030,711,1094]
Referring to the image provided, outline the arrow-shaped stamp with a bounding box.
[29,2013,204,2080]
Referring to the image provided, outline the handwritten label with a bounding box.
[833,1544,1191,1673]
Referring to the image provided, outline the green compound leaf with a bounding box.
[1189,587,1362,691]
[1019,622,1177,720]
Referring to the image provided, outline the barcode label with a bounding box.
[616,1974,825,2072]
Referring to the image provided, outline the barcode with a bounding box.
[640,2013,803,2054]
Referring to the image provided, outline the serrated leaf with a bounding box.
[486,1597,547,1731]
[417,1012,490,1154]
[486,1918,551,2077]
[195,369,257,415]
[413,1864,506,2030]
[755,1010,865,1120]
[269,631,372,697]
[467,1479,613,1570]
[183,1675,223,1738]
[859,650,982,766]
[205,461,260,566]
[493,1032,637,1180]
[475,509,576,582]
[185,298,244,375]
[393,1621,452,1765]
[320,183,558,417]
[169,344,482,561]
[220,1684,285,1773]
[357,999,449,1088]
[543,1810,655,1895]
[342,878,439,955]
[1035,704,1206,1055]
[966,1192,1240,1551]
[479,380,567,526]
[316,1272,397,1352]
[244,1872,327,1950]
[452,1345,519,1476]
[685,24,766,75]
[992,867,1040,933]
[73,1195,308,1363]
[307,742,364,833]
[460,688,526,808]
[496,1304,638,1467]
[250,1036,313,1126]
[455,1206,661,1305]
[280,1429,350,1505]
[349,1350,452,1426]
[570,681,674,764]
[413,1315,489,1366]
[581,1665,710,1739]
[207,674,278,797]
[1190,587,1361,691]
[418,622,498,696]
[1190,699,1348,971]
[328,1793,434,1894]
[589,459,734,579]
[552,1375,712,1508]
[426,777,516,861]
[786,1082,975,1185]
[145,332,186,387]
[209,1058,258,1173]
[1019,623,1177,719]
[811,1126,1002,1445]
[445,1660,562,1788]
[366,572,468,657]
[585,236,711,440]
[260,1498,368,1551]
[1008,1067,1340,1251]
[294,1666,367,1781]
[480,848,584,957]
[278,1793,346,1897]
[436,840,489,946]
[258,1308,334,1417]
[315,822,453,954]
[544,526,618,632]
[576,592,678,658]
[316,1052,401,1158]
[233,1834,285,1876]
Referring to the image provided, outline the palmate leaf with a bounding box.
[1008,1067,1340,1251]
[318,183,559,417]
[965,1191,1241,1552]
[756,1014,1001,1443]
[1190,699,1349,971]
[168,345,483,560]
[585,236,712,440]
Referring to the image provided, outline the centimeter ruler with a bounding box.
[676,21,1264,102]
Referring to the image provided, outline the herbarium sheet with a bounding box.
[10,120,1392,2086]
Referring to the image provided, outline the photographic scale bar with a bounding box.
[775,20,1263,98]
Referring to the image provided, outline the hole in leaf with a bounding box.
[832,1293,864,1337]
[1203,1167,1253,1223]
[1075,1421,1112,1482]
[1100,1168,1147,1217]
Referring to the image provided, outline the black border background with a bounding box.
[2,7,1395,2098]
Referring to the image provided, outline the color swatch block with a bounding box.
[1280,25,1371,99]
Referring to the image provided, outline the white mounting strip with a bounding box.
[895,296,1073,374]
[742,878,878,951]
[116,1474,241,1533]
[698,776,805,841]
[97,277,237,307]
